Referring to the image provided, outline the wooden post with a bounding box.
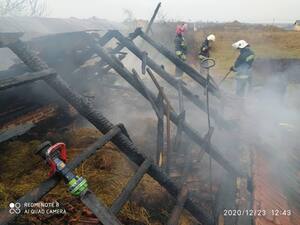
[157,91,164,166]
[146,68,174,111]
[165,90,171,174]
[173,80,185,152]
[145,2,161,34]
[167,186,189,225]
[131,68,159,114]
[80,190,123,225]
[131,69,164,166]
[146,68,172,172]
[111,159,151,214]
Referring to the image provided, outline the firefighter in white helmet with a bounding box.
[230,40,255,96]
[199,34,216,59]
[198,34,216,75]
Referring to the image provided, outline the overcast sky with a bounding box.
[47,0,299,23]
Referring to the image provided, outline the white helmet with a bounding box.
[207,34,216,42]
[232,40,249,49]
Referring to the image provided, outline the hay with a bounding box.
[0,128,196,225]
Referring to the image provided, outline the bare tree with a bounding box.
[0,0,27,15]
[0,0,48,16]
[27,0,47,16]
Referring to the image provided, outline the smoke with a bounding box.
[1,17,299,219]
[222,65,300,214]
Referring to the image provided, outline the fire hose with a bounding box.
[219,70,232,86]
[201,58,216,221]
[35,141,122,225]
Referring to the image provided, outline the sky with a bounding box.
[47,0,299,23]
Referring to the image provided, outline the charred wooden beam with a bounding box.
[146,68,172,172]
[0,104,59,143]
[4,36,214,225]
[68,126,121,169]
[131,69,163,165]
[131,69,159,114]
[173,81,185,152]
[98,30,116,46]
[156,92,164,166]
[146,67,174,111]
[0,126,121,225]
[97,30,140,70]
[111,159,151,214]
[102,53,127,73]
[81,190,123,225]
[145,2,161,34]
[107,30,231,129]
[109,31,140,55]
[88,40,243,178]
[99,54,216,223]
[136,28,220,97]
[0,69,56,91]
[168,186,189,225]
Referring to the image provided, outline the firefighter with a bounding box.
[198,34,216,75]
[174,23,188,77]
[231,40,255,97]
[198,34,216,59]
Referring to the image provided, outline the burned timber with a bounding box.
[0,16,299,225]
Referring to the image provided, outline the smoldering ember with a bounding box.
[0,1,299,225]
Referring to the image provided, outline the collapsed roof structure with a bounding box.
[0,10,299,225]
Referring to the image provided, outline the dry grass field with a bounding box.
[189,29,300,74]
[151,22,300,75]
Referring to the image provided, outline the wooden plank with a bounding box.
[165,98,171,174]
[167,186,189,225]
[173,81,185,152]
[145,2,161,34]
[111,159,151,214]
[97,30,140,71]
[130,68,159,115]
[0,104,59,143]
[146,68,172,172]
[157,92,164,166]
[0,69,56,91]
[146,68,174,111]
[173,111,185,152]
[81,190,123,225]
